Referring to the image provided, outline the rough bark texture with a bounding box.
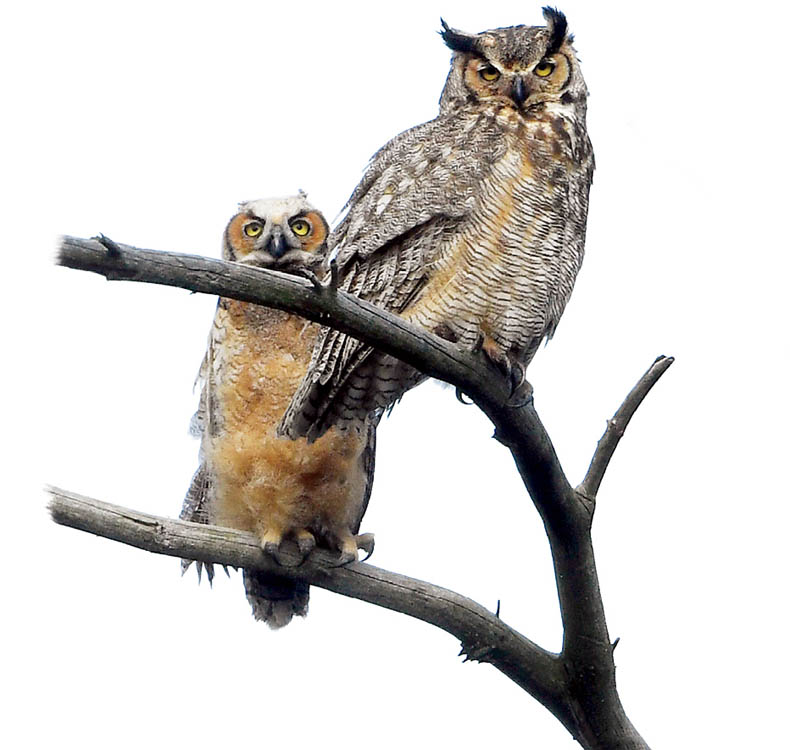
[54,235,674,749]
[47,487,567,718]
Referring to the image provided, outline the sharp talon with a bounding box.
[509,360,524,393]
[355,533,375,561]
[500,358,532,408]
[205,563,215,587]
[263,539,288,567]
[330,550,357,567]
[507,378,533,409]
[295,266,324,291]
[195,561,203,584]
[222,565,231,578]
[264,539,303,568]
[329,258,339,290]
[455,387,473,405]
[94,233,122,257]
[495,599,501,618]
[295,533,317,566]
[181,559,193,576]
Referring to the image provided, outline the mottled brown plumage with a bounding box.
[181,195,376,628]
[280,8,594,442]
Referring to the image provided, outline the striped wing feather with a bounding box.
[280,111,505,440]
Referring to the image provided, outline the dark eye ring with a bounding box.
[243,221,263,237]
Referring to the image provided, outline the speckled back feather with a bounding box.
[280,9,594,442]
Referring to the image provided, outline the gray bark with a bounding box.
[53,235,673,749]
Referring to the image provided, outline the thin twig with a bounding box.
[577,355,674,502]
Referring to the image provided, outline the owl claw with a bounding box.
[477,338,533,407]
[479,336,512,378]
[263,539,295,568]
[295,531,317,565]
[323,258,339,291]
[506,363,534,409]
[456,387,473,405]
[331,549,357,567]
[326,532,366,567]
[355,533,375,561]
[294,266,324,291]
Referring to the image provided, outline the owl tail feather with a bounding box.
[242,569,309,629]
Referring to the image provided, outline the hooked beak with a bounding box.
[266,227,287,259]
[511,76,529,107]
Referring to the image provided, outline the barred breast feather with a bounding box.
[280,12,594,442]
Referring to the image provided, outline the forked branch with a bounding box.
[578,355,675,503]
[47,486,566,717]
[54,236,671,749]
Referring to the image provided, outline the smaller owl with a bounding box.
[181,194,377,628]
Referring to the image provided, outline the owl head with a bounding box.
[438,7,587,115]
[223,193,329,270]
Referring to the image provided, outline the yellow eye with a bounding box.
[479,64,500,82]
[243,221,263,237]
[290,218,310,237]
[534,60,555,77]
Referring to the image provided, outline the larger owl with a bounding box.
[181,195,377,628]
[280,8,593,441]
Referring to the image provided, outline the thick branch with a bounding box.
[57,235,487,394]
[47,486,569,724]
[578,355,675,502]
[56,236,573,530]
[55,236,661,749]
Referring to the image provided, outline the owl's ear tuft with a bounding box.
[542,7,571,54]
[439,19,480,55]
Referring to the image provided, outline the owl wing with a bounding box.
[280,110,506,440]
[179,308,221,581]
[350,409,381,535]
[543,130,595,341]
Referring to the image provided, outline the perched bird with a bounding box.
[181,194,376,628]
[280,8,594,441]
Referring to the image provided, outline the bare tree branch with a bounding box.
[56,236,575,532]
[54,235,670,749]
[57,235,488,394]
[578,355,675,502]
[47,486,568,724]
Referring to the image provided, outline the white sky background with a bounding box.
[3,0,788,747]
